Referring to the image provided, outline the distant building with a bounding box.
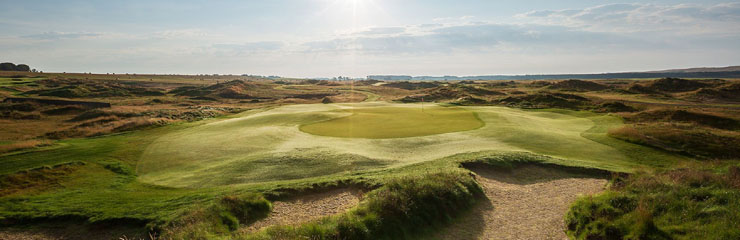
[367,75,412,81]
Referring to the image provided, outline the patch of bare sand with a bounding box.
[0,231,58,240]
[241,188,363,233]
[435,165,608,240]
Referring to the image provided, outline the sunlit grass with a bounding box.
[299,105,483,138]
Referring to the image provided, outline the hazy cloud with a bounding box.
[22,31,101,40]
[356,27,406,36]
[518,3,740,33]
[210,41,286,55]
[302,23,649,55]
[154,29,209,39]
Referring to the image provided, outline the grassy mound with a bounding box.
[634,78,711,93]
[163,193,272,239]
[566,166,740,239]
[26,79,165,98]
[382,81,440,90]
[595,101,637,113]
[496,92,591,109]
[609,123,740,159]
[238,171,483,240]
[690,82,740,102]
[627,109,740,130]
[299,106,483,138]
[397,85,503,103]
[549,79,609,91]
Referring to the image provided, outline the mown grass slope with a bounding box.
[137,102,687,188]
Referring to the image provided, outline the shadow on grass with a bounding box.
[463,162,611,185]
[430,195,494,240]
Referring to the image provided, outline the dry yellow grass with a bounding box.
[0,140,52,153]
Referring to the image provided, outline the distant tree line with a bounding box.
[0,62,36,72]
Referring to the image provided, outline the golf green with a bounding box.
[299,106,484,138]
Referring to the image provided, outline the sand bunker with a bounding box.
[436,165,607,240]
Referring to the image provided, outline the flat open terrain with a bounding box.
[137,102,683,188]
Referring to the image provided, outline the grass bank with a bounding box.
[566,163,740,239]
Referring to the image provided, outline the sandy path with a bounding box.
[241,188,363,233]
[435,165,607,240]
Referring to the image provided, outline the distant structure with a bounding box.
[367,75,412,81]
[366,66,740,81]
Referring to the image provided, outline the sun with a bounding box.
[316,0,383,27]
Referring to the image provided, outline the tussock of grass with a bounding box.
[0,162,84,197]
[626,109,740,130]
[238,171,483,240]
[0,140,52,154]
[162,193,272,239]
[566,165,740,240]
[47,117,171,139]
[609,123,740,159]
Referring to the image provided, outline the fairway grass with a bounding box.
[137,102,687,188]
[299,106,483,138]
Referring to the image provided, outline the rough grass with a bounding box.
[566,164,740,240]
[609,123,740,159]
[238,171,482,240]
[162,193,272,239]
[0,162,84,197]
[0,140,52,154]
[299,105,484,138]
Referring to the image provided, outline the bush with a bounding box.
[0,62,30,71]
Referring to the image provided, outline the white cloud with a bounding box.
[517,3,740,34]
[208,41,286,55]
[300,22,652,55]
[21,31,102,40]
[154,29,209,39]
[355,27,406,36]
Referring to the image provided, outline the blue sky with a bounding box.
[1,0,739,77]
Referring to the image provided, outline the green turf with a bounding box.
[136,102,687,188]
[299,105,483,138]
[0,77,43,87]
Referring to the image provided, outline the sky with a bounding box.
[1,0,739,77]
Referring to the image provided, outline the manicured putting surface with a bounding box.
[299,106,484,138]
